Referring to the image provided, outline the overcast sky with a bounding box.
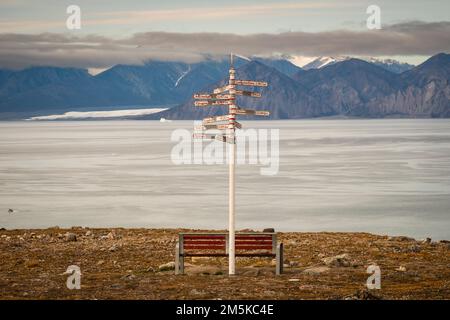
[0,0,449,68]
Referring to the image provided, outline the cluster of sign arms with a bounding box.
[192,66,270,144]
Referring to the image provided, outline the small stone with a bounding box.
[191,257,212,264]
[97,260,105,266]
[321,254,351,267]
[64,232,77,242]
[146,266,155,273]
[158,261,175,272]
[345,289,381,300]
[123,274,136,280]
[25,259,39,268]
[109,244,119,252]
[189,289,205,295]
[421,237,432,244]
[289,261,299,267]
[396,266,407,272]
[303,266,330,274]
[408,245,421,253]
[85,230,93,237]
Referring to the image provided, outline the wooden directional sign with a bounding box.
[203,114,230,124]
[192,133,217,140]
[193,133,234,144]
[194,123,229,131]
[234,80,268,87]
[195,100,234,107]
[235,108,270,116]
[194,93,233,100]
[235,90,261,98]
[213,85,232,94]
[215,135,235,144]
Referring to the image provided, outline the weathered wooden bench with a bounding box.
[175,232,283,275]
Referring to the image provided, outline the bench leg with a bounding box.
[276,243,283,275]
[180,255,184,275]
[175,242,185,275]
[175,242,180,275]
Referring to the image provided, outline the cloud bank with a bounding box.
[0,21,449,69]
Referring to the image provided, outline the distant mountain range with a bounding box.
[0,53,448,119]
[152,53,450,120]
[302,56,415,74]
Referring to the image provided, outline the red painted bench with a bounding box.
[175,232,283,275]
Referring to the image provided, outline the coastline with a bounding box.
[1,227,449,300]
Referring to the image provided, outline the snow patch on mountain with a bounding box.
[302,56,350,69]
[174,65,191,87]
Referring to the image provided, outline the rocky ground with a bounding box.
[0,227,449,300]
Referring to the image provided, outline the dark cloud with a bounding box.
[0,21,449,69]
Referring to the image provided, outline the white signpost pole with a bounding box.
[192,52,269,276]
[228,53,236,275]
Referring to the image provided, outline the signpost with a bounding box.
[193,53,270,276]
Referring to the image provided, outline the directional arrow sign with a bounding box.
[192,133,217,140]
[235,109,270,116]
[194,93,233,100]
[203,114,230,123]
[235,90,261,98]
[193,133,234,144]
[195,100,234,107]
[234,80,268,87]
[194,123,229,131]
[215,135,235,144]
[213,85,232,94]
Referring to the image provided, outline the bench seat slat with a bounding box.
[183,240,226,245]
[235,240,272,244]
[184,245,225,249]
[184,247,272,251]
[183,235,226,239]
[183,253,276,257]
[183,235,272,239]
[183,240,271,245]
[235,245,273,250]
[235,236,273,240]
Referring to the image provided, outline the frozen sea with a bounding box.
[0,119,449,240]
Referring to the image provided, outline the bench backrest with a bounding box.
[179,232,277,254]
